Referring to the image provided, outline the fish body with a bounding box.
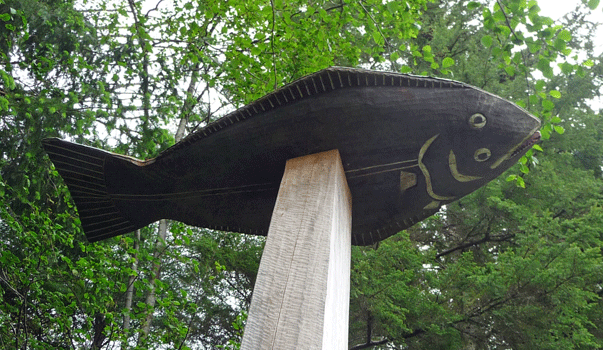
[43,67,540,246]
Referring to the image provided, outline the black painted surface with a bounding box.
[43,67,540,245]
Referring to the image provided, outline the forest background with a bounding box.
[1,0,603,349]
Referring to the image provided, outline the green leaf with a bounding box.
[527,41,541,53]
[588,0,600,10]
[537,58,553,78]
[481,35,493,48]
[504,65,515,76]
[372,31,384,46]
[542,98,555,111]
[532,144,543,152]
[554,125,565,134]
[535,79,546,92]
[540,124,551,139]
[467,1,481,10]
[250,46,261,56]
[558,62,574,75]
[0,96,8,111]
[517,176,526,188]
[493,9,506,22]
[549,90,561,99]
[553,38,567,51]
[442,57,454,68]
[483,9,495,30]
[558,29,572,42]
[507,174,526,187]
[583,59,594,67]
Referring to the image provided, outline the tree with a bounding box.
[1,0,428,348]
[2,0,602,348]
[348,0,603,349]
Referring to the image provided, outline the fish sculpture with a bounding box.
[43,67,541,246]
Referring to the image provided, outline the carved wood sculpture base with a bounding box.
[240,149,352,350]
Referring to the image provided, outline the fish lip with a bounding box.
[490,126,541,170]
[510,130,541,158]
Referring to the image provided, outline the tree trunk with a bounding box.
[121,229,140,348]
[138,219,167,345]
[136,59,197,346]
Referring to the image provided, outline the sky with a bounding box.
[539,0,603,55]
[538,0,603,109]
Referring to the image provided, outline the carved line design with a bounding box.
[417,134,455,201]
[448,150,482,182]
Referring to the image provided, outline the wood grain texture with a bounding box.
[240,149,351,350]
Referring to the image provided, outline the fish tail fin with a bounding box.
[42,138,164,242]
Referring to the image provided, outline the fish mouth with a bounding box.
[490,129,541,169]
[510,131,541,158]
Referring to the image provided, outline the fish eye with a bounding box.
[474,148,491,162]
[469,113,487,129]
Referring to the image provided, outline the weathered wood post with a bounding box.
[240,149,351,350]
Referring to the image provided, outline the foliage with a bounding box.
[347,1,603,349]
[1,0,602,349]
[1,0,427,348]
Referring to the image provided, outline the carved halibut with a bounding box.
[43,67,540,246]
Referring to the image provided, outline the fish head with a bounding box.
[417,87,541,203]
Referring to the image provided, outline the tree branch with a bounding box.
[270,0,277,90]
[121,229,140,350]
[350,338,389,350]
[495,0,533,109]
[436,233,515,259]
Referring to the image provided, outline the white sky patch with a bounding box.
[539,0,603,55]
[538,0,603,111]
